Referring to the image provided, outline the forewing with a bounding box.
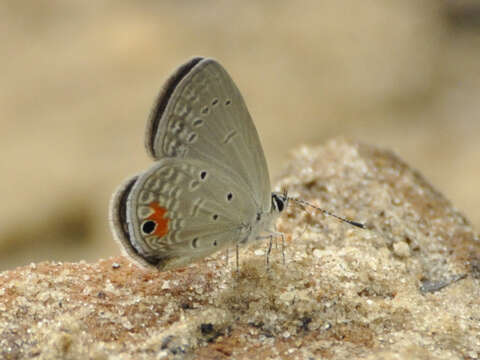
[109,158,255,271]
[145,57,271,210]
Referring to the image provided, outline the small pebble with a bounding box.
[393,242,410,258]
[254,249,265,256]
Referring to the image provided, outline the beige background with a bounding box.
[1,0,479,270]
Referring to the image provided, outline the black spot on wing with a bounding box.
[113,176,170,268]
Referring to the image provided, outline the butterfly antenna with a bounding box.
[289,197,366,229]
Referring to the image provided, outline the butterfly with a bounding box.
[109,57,290,271]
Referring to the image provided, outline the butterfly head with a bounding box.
[271,185,366,229]
[271,189,289,214]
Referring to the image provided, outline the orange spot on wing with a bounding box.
[147,202,170,237]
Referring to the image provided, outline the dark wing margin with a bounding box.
[145,57,204,159]
[109,174,170,269]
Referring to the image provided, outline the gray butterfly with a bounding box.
[109,57,288,271]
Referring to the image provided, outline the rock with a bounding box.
[1,139,479,359]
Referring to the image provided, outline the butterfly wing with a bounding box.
[110,158,256,270]
[145,57,271,211]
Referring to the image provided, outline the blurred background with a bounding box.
[1,0,479,270]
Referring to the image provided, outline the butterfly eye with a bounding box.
[141,220,157,235]
[211,98,219,106]
[212,214,218,221]
[227,192,233,201]
[225,99,231,106]
[272,194,285,212]
[200,170,208,180]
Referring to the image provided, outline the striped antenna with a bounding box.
[289,197,366,229]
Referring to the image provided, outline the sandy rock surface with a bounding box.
[1,139,479,359]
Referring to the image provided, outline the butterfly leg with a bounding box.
[266,234,273,267]
[272,223,285,264]
[266,231,286,265]
[256,231,286,265]
[235,244,239,273]
[272,231,286,265]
